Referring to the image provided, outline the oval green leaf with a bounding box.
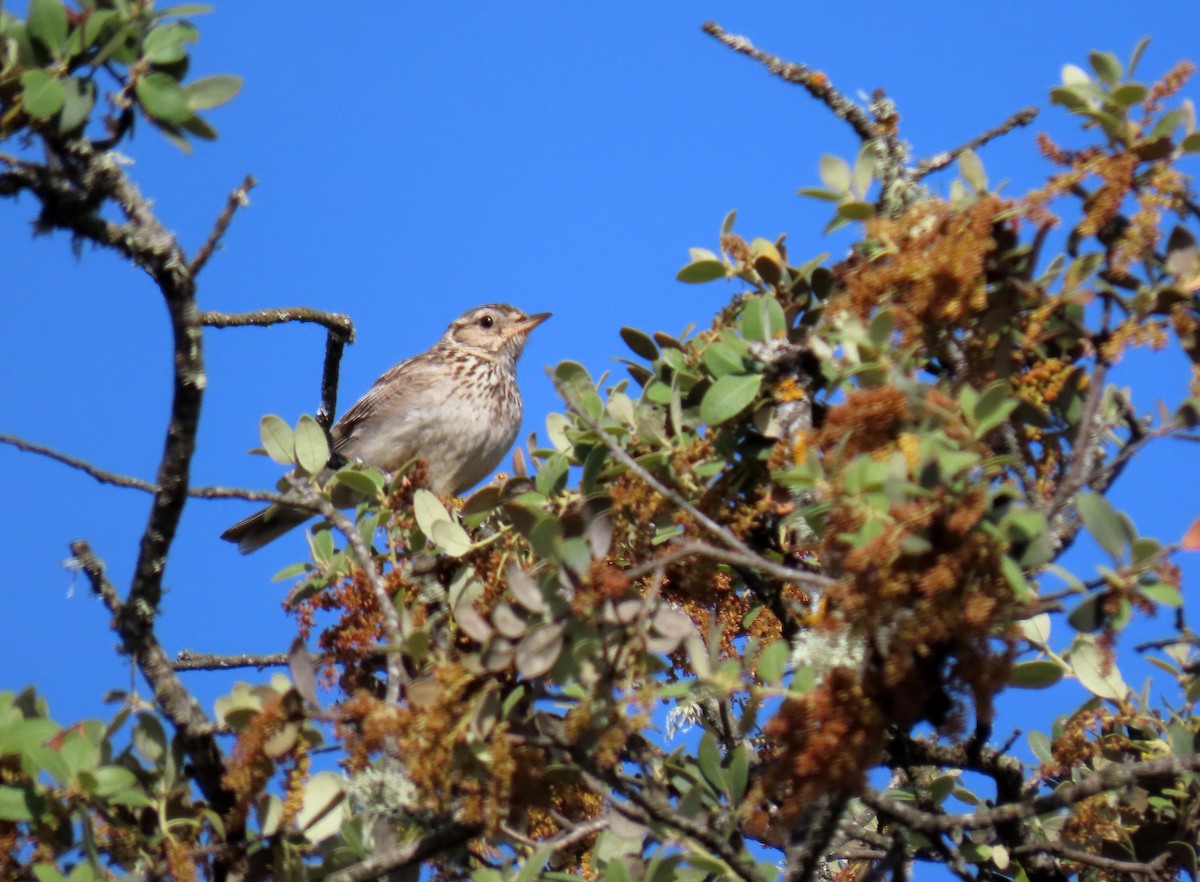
[259,415,295,465]
[700,374,762,427]
[27,0,68,52]
[293,415,330,475]
[676,259,726,284]
[186,73,243,110]
[1008,659,1065,689]
[135,72,192,122]
[20,70,65,119]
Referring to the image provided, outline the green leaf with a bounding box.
[972,383,1019,435]
[431,520,473,557]
[1070,635,1129,701]
[32,866,68,882]
[957,149,987,193]
[1088,50,1122,86]
[619,326,658,360]
[259,415,295,465]
[697,732,724,797]
[155,3,217,16]
[676,259,726,284]
[92,765,137,797]
[135,72,192,123]
[0,718,58,756]
[412,488,451,538]
[1076,492,1130,560]
[836,200,875,221]
[27,0,68,52]
[58,77,95,132]
[1150,108,1184,141]
[818,154,852,192]
[700,374,762,427]
[515,623,564,679]
[740,294,786,342]
[702,341,745,378]
[554,361,602,421]
[331,466,383,498]
[142,23,196,64]
[1028,730,1053,765]
[1140,581,1183,608]
[0,785,35,821]
[20,70,65,119]
[296,771,347,844]
[186,73,243,110]
[756,639,789,685]
[1110,83,1148,107]
[1008,660,1065,689]
[1181,132,1200,154]
[293,415,330,475]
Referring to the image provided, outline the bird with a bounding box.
[222,303,551,554]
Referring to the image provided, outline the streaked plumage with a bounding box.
[222,304,550,553]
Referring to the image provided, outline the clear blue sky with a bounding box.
[2,2,1198,746]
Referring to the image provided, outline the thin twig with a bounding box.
[324,822,481,882]
[624,538,833,591]
[911,107,1039,180]
[701,22,877,143]
[201,306,355,430]
[190,174,256,276]
[0,431,317,508]
[200,306,354,340]
[556,386,836,592]
[864,752,1200,834]
[174,650,291,671]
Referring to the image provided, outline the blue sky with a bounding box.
[2,1,1198,753]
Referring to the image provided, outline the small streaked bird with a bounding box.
[222,303,550,554]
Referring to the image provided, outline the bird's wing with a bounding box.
[329,354,428,454]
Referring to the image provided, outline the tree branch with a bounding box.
[190,174,256,276]
[701,22,877,143]
[911,107,1039,180]
[864,752,1200,834]
[200,306,355,431]
[324,822,481,882]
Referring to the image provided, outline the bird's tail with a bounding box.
[220,505,312,555]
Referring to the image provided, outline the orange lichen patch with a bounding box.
[164,837,198,882]
[831,196,1002,343]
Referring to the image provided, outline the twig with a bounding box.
[71,540,235,813]
[556,381,836,592]
[324,822,481,882]
[201,306,355,431]
[190,174,256,276]
[863,752,1200,834]
[624,538,834,591]
[783,793,848,882]
[1009,840,1171,877]
[701,22,877,143]
[911,107,1039,181]
[200,306,354,340]
[0,431,317,509]
[174,650,291,671]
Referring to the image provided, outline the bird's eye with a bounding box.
[478,315,495,329]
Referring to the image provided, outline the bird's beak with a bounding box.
[509,312,552,336]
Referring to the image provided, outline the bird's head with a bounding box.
[444,304,551,359]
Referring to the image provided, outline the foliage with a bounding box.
[3,6,1200,882]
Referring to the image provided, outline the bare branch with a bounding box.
[201,306,355,430]
[190,174,256,276]
[0,431,315,508]
[324,822,480,882]
[200,306,354,340]
[864,752,1200,834]
[701,22,877,143]
[174,650,290,671]
[911,107,1039,180]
